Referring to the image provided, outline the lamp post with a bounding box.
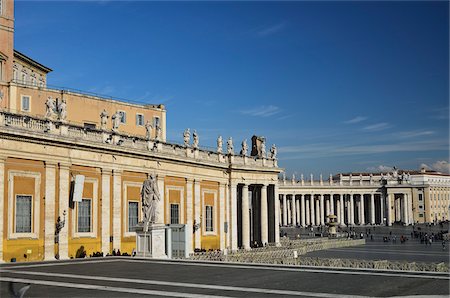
[55,210,66,259]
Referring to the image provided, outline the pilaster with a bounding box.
[291,195,296,226]
[0,156,5,262]
[241,184,250,250]
[370,194,375,224]
[58,163,70,260]
[319,194,324,226]
[273,184,280,245]
[194,179,201,249]
[360,194,365,225]
[112,170,122,250]
[219,182,226,250]
[300,194,305,227]
[101,168,112,255]
[186,178,194,254]
[230,183,238,251]
[44,162,57,260]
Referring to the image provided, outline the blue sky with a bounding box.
[15,1,449,176]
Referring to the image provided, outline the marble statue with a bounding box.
[145,121,153,140]
[227,137,234,155]
[300,174,304,182]
[112,111,121,131]
[100,109,108,130]
[217,136,223,153]
[240,139,248,156]
[141,174,160,224]
[58,99,67,121]
[320,174,323,182]
[192,130,199,149]
[310,173,313,181]
[282,172,286,182]
[292,174,296,184]
[261,140,266,157]
[269,144,277,159]
[183,128,190,147]
[45,97,56,119]
[329,174,333,182]
[155,125,162,141]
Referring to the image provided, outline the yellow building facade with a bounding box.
[0,0,281,262]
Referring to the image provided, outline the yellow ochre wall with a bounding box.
[67,166,102,258]
[200,181,220,251]
[3,158,45,262]
[10,85,165,138]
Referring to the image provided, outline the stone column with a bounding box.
[241,184,250,250]
[380,194,385,225]
[274,184,280,245]
[295,197,300,226]
[230,183,238,251]
[112,170,122,251]
[386,193,392,226]
[408,193,414,225]
[58,163,70,260]
[44,162,56,260]
[291,195,296,226]
[325,198,330,222]
[330,194,334,216]
[319,194,325,226]
[300,195,306,227]
[336,197,341,225]
[0,157,4,262]
[282,194,287,226]
[349,194,355,226]
[315,199,320,226]
[310,195,315,226]
[370,193,375,225]
[194,179,201,249]
[360,194,365,225]
[339,194,345,226]
[101,168,111,256]
[305,198,310,226]
[219,183,226,250]
[260,184,268,246]
[186,179,194,254]
[403,194,408,226]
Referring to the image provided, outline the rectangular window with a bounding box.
[128,201,139,232]
[418,194,423,201]
[419,214,424,218]
[21,96,30,112]
[153,116,160,129]
[206,205,213,232]
[21,73,26,84]
[15,195,32,233]
[170,204,179,224]
[31,77,36,86]
[83,123,96,130]
[136,114,144,126]
[119,111,126,123]
[77,199,91,233]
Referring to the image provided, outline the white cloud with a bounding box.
[344,116,367,124]
[396,130,435,139]
[366,165,394,172]
[420,160,450,174]
[256,22,286,37]
[240,105,281,117]
[363,122,391,132]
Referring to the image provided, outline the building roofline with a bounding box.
[14,50,53,73]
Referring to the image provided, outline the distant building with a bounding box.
[278,168,450,227]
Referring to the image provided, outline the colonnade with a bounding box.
[279,193,386,227]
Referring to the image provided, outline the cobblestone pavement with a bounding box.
[1,258,449,297]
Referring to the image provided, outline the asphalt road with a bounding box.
[0,258,448,297]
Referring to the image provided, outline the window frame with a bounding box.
[21,95,31,112]
[170,203,180,225]
[202,189,217,236]
[122,182,142,237]
[205,205,214,232]
[118,110,127,124]
[164,186,185,226]
[136,113,144,126]
[72,177,98,239]
[153,116,160,129]
[8,171,41,239]
[128,201,139,232]
[15,194,33,233]
[77,198,92,233]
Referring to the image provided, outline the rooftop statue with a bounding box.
[58,99,67,121]
[145,121,153,140]
[227,137,234,155]
[217,136,223,154]
[240,139,248,156]
[183,128,190,147]
[269,144,277,159]
[45,97,56,119]
[111,111,121,131]
[192,130,199,149]
[100,109,108,130]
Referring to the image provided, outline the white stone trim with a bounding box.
[20,94,31,113]
[202,189,217,236]
[165,185,185,225]
[122,181,142,238]
[8,170,41,239]
[72,177,98,239]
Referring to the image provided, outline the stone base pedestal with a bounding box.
[135,223,167,259]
